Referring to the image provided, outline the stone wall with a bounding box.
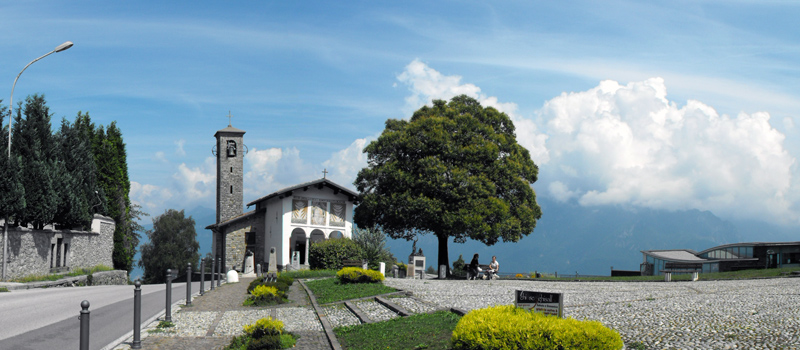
[223,215,257,272]
[1,214,115,280]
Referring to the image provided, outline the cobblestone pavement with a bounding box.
[384,277,800,350]
[111,277,331,350]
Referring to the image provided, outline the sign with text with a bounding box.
[515,290,563,318]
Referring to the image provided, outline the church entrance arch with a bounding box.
[329,231,343,239]
[290,228,307,265]
[310,229,326,244]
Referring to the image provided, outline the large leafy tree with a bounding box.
[354,95,542,275]
[139,209,199,284]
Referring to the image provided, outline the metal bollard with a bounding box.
[256,263,261,278]
[132,280,142,349]
[210,257,216,290]
[186,263,192,306]
[217,258,222,286]
[200,259,205,295]
[79,300,90,350]
[165,269,172,322]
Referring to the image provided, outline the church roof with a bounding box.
[204,209,256,230]
[214,124,246,136]
[247,178,359,207]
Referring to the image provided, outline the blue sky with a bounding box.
[2,1,800,228]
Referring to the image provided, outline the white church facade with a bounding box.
[205,123,358,271]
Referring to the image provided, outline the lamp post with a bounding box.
[2,41,73,281]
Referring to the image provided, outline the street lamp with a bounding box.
[3,41,73,281]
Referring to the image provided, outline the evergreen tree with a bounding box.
[0,101,25,221]
[139,209,200,284]
[52,117,97,229]
[13,95,57,229]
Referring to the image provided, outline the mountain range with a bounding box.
[131,198,796,280]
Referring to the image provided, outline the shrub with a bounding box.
[336,267,385,284]
[308,238,362,270]
[276,273,293,286]
[244,317,284,338]
[396,261,407,272]
[352,226,395,270]
[516,273,525,278]
[244,285,285,306]
[452,255,467,278]
[451,305,623,350]
[247,280,289,296]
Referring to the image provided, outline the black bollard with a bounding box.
[132,280,142,349]
[79,300,90,350]
[217,258,222,286]
[165,269,172,322]
[200,259,205,295]
[210,257,216,291]
[186,263,192,306]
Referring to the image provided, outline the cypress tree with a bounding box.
[13,95,57,229]
[0,102,26,221]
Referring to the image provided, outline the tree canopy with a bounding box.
[354,95,542,275]
[139,209,200,284]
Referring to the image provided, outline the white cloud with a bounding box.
[154,151,167,163]
[243,147,318,198]
[175,139,186,156]
[396,60,800,223]
[397,59,550,164]
[541,78,797,223]
[173,157,216,201]
[322,136,374,190]
[130,181,174,216]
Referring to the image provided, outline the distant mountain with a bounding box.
[385,197,796,276]
[131,199,796,280]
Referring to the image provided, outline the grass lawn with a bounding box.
[280,269,337,279]
[304,277,397,304]
[11,265,114,283]
[335,311,460,350]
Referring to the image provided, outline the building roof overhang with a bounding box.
[246,178,359,207]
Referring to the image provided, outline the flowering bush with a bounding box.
[336,267,385,284]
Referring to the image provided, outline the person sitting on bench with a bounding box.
[484,255,500,280]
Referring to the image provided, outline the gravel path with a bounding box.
[384,277,800,349]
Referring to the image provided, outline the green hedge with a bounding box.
[308,238,362,270]
[336,267,385,284]
[451,305,623,350]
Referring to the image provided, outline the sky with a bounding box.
[2,1,800,230]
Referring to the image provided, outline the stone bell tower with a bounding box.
[214,116,246,224]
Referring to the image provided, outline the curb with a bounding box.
[298,279,343,350]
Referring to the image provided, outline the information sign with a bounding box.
[515,290,563,318]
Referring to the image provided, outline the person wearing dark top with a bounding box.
[469,253,480,280]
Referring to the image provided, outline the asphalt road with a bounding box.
[0,281,206,350]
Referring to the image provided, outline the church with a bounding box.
[205,122,358,272]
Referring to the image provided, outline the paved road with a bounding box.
[0,281,206,350]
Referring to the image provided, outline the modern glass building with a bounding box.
[641,242,800,276]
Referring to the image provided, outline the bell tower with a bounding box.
[214,114,246,224]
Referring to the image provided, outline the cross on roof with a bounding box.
[322,168,328,179]
[227,111,233,126]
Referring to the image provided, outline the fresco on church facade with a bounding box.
[330,201,345,227]
[311,200,328,226]
[292,199,308,224]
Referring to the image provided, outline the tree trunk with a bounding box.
[437,233,450,277]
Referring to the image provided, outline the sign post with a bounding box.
[515,290,563,318]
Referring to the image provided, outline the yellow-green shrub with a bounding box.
[516,273,525,278]
[451,305,623,350]
[252,285,281,298]
[336,267,385,284]
[243,317,284,339]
